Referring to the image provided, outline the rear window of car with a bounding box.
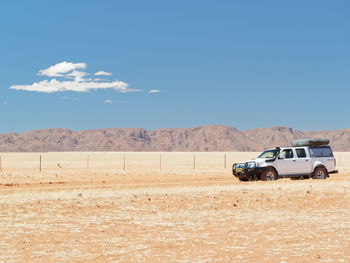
[309,146,333,157]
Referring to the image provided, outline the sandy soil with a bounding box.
[0,172,349,262]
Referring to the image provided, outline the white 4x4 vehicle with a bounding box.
[232,142,338,181]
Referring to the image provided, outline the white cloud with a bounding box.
[94,71,112,76]
[149,89,161,93]
[10,79,135,93]
[38,62,87,77]
[104,99,113,103]
[10,61,142,94]
[65,70,89,81]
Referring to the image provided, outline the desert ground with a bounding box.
[0,152,349,262]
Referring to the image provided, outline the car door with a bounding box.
[293,148,312,174]
[276,149,295,176]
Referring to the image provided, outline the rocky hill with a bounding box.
[0,125,349,152]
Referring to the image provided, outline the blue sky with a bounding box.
[0,0,349,133]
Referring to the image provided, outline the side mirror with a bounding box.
[278,155,285,160]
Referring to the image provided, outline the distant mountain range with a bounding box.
[0,125,349,152]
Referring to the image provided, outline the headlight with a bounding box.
[234,163,244,169]
[246,162,256,169]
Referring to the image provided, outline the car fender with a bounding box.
[259,162,278,174]
[312,161,327,172]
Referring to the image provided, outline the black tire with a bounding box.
[291,175,308,180]
[291,176,304,180]
[261,168,278,181]
[312,167,327,179]
[239,178,248,182]
[249,174,260,181]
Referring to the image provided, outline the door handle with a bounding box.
[293,160,296,162]
[305,160,309,161]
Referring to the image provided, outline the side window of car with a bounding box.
[309,146,333,157]
[279,149,294,159]
[296,148,306,158]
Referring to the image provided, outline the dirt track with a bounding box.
[0,173,349,262]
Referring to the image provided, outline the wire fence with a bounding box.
[0,152,349,175]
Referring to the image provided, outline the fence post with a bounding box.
[224,153,227,169]
[87,155,89,170]
[123,153,126,171]
[160,153,162,170]
[193,154,196,170]
[39,155,42,172]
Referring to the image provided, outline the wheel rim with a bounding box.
[266,171,275,180]
[316,170,325,178]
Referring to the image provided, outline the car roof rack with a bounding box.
[291,139,329,147]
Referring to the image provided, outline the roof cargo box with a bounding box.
[292,138,330,147]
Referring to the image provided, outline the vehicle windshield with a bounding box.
[258,149,278,159]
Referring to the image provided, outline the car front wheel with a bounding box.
[261,168,277,181]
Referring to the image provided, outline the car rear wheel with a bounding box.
[261,168,277,181]
[312,167,327,179]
